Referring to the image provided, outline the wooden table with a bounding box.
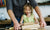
[9,26,49,30]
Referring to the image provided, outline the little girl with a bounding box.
[20,4,39,26]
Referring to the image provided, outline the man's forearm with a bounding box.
[8,10,18,24]
[34,6,45,21]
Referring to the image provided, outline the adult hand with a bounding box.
[14,22,21,30]
[40,19,47,27]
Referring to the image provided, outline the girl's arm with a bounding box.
[20,16,24,25]
[34,14,39,24]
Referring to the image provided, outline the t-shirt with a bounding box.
[6,0,38,17]
[23,14,35,23]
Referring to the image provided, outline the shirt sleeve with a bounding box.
[29,0,38,8]
[6,0,13,11]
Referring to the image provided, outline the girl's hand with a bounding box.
[35,21,39,24]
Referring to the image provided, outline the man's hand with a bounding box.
[40,19,47,27]
[14,22,21,30]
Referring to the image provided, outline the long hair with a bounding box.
[23,3,33,15]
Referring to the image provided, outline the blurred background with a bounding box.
[0,0,50,30]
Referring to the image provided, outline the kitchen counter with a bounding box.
[8,26,50,30]
[0,19,11,24]
[0,19,11,28]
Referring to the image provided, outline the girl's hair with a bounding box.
[24,3,33,14]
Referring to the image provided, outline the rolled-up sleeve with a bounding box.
[6,0,13,11]
[29,0,38,8]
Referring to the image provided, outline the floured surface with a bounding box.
[9,26,50,30]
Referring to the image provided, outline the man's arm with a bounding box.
[29,0,46,27]
[6,0,18,24]
[34,6,44,22]
[29,0,43,21]
[8,10,18,24]
[34,6,46,27]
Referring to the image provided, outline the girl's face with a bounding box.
[24,6,31,15]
